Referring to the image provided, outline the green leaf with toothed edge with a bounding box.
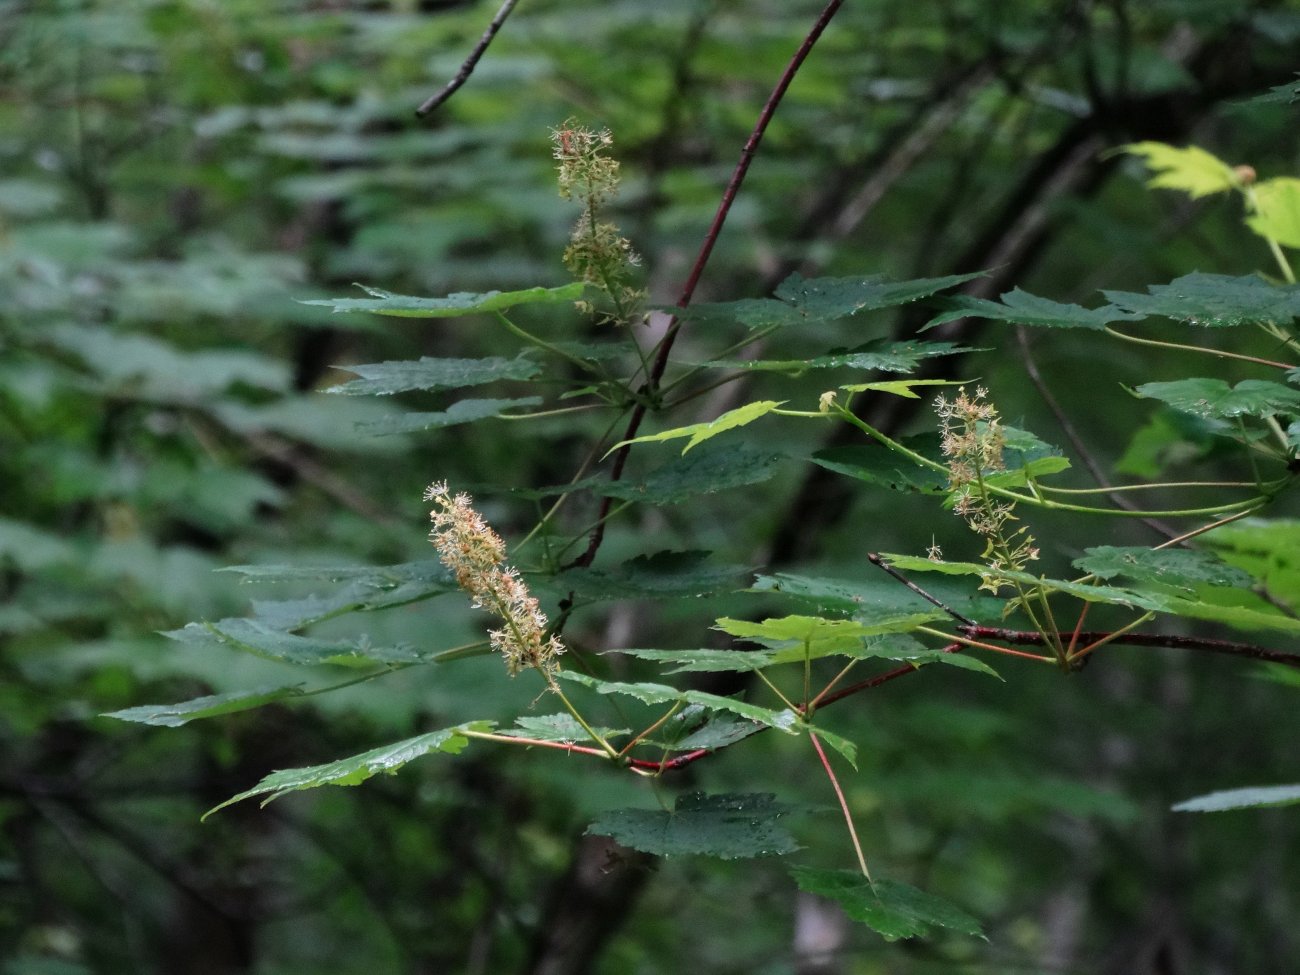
[923,289,1142,331]
[1246,178,1300,249]
[325,355,540,396]
[102,685,306,727]
[499,714,629,744]
[1102,273,1300,327]
[558,671,799,732]
[609,400,784,455]
[356,397,544,436]
[553,550,753,603]
[790,869,984,941]
[300,282,584,317]
[706,340,968,376]
[1073,546,1254,589]
[672,270,985,331]
[587,792,802,859]
[1134,378,1300,420]
[1123,142,1239,199]
[202,723,489,818]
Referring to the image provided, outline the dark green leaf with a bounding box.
[708,340,966,376]
[595,443,783,504]
[499,714,628,744]
[614,401,784,454]
[789,869,984,941]
[615,647,776,673]
[1135,378,1300,419]
[1074,546,1255,588]
[811,441,948,494]
[1235,76,1300,107]
[924,288,1143,331]
[1173,784,1300,812]
[326,355,540,395]
[587,792,801,858]
[1102,273,1300,327]
[554,550,751,602]
[102,685,305,727]
[677,271,983,330]
[301,282,584,317]
[162,620,438,666]
[356,397,544,435]
[203,724,485,817]
[558,671,799,732]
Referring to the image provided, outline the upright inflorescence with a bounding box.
[425,482,564,677]
[935,387,1039,593]
[551,119,644,324]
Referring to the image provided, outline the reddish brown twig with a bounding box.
[567,0,846,570]
[961,625,1300,669]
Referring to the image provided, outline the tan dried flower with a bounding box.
[425,482,564,677]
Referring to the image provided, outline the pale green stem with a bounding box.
[914,626,1056,663]
[618,702,683,758]
[755,668,801,715]
[1102,326,1292,370]
[1068,611,1157,664]
[493,311,614,379]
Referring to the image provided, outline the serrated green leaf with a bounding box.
[880,554,1300,634]
[1236,76,1300,107]
[558,671,798,732]
[610,401,784,455]
[1074,546,1254,589]
[102,685,305,727]
[1102,273,1300,327]
[615,647,776,673]
[595,443,783,504]
[789,869,984,941]
[554,550,751,602]
[811,442,949,494]
[714,613,944,653]
[1246,177,1300,249]
[587,792,801,859]
[499,714,628,744]
[162,619,439,666]
[807,726,858,768]
[708,340,966,376]
[1124,141,1239,198]
[203,724,486,818]
[219,560,450,585]
[676,271,984,331]
[326,355,540,395]
[924,288,1143,331]
[356,397,544,435]
[301,282,584,317]
[1135,378,1300,419]
[673,710,767,751]
[1173,783,1300,812]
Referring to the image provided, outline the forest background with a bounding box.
[2,1,1300,974]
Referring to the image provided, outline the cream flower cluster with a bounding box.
[425,482,564,677]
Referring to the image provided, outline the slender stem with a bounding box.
[461,728,610,759]
[618,702,683,758]
[915,625,1056,662]
[1039,480,1265,494]
[868,552,975,625]
[808,659,858,713]
[1068,612,1155,664]
[810,731,871,881]
[570,0,846,570]
[1102,326,1292,370]
[546,679,621,760]
[494,311,612,379]
[415,0,521,116]
[755,669,801,714]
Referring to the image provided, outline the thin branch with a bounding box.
[868,552,975,625]
[568,0,847,569]
[961,625,1300,669]
[415,0,521,117]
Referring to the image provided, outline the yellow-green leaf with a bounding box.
[1124,142,1239,199]
[608,400,784,456]
[1246,178,1300,249]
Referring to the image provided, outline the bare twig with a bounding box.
[961,625,1300,670]
[415,0,521,117]
[868,552,975,626]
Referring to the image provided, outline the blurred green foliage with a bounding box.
[2,0,1299,972]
